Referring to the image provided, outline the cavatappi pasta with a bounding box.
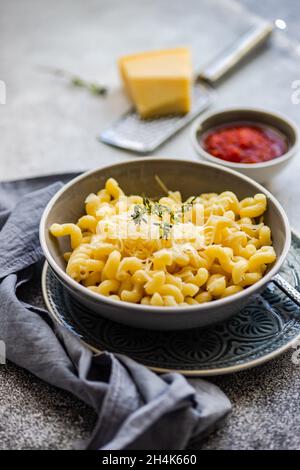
[50,178,276,306]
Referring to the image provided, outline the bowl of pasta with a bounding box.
[40,158,290,330]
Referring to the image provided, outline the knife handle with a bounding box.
[198,21,273,84]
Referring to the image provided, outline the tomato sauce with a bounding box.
[203,123,287,164]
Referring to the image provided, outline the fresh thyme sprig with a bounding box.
[130,195,197,239]
[142,197,152,213]
[152,203,171,219]
[131,199,172,224]
[38,65,108,96]
[131,205,147,225]
[172,196,197,222]
[71,76,107,96]
[132,176,199,238]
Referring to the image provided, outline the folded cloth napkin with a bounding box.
[0,174,231,450]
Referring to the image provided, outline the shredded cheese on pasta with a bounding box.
[50,178,276,306]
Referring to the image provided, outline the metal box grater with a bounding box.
[99,22,273,154]
[100,84,212,154]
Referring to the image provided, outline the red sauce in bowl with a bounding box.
[203,123,288,164]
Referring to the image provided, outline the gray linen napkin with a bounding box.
[0,175,231,450]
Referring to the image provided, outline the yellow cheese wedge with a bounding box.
[118,48,192,118]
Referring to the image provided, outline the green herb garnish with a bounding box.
[71,76,85,87]
[142,197,152,213]
[154,222,173,239]
[152,203,171,219]
[72,77,107,95]
[88,82,107,96]
[131,205,147,225]
[39,66,108,96]
[130,195,198,235]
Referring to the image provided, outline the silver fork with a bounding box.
[272,273,300,306]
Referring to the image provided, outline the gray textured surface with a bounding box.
[0,363,96,450]
[1,0,300,450]
[197,352,300,450]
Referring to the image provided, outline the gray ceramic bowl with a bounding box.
[191,107,299,183]
[40,158,291,330]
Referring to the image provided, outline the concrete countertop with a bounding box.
[1,0,300,450]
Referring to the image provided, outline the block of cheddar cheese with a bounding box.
[118,48,192,118]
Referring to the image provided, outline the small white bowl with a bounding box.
[191,107,299,183]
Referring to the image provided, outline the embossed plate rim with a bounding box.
[41,229,300,376]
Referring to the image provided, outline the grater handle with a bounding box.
[272,273,300,306]
[198,21,273,84]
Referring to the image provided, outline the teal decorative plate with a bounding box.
[42,232,300,376]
